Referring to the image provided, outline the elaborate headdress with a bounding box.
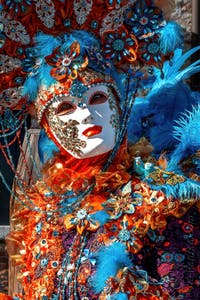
[0,0,183,116]
[0,0,184,167]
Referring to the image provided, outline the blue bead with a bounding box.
[118,229,131,241]
[15,77,23,84]
[64,19,71,27]
[112,39,124,51]
[91,20,98,29]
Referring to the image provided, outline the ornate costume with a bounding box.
[0,1,200,299]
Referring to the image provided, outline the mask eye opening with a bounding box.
[88,91,108,105]
[56,101,76,116]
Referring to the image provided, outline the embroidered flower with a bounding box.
[102,26,138,64]
[182,222,193,233]
[45,41,88,82]
[117,217,143,253]
[138,36,162,65]
[124,4,163,38]
[102,181,135,219]
[80,249,96,266]
[161,252,174,263]
[63,208,100,234]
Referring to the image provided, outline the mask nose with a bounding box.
[79,106,94,124]
[82,114,94,124]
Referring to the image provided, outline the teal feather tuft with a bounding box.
[22,75,40,101]
[168,105,200,170]
[34,32,60,57]
[147,175,200,200]
[159,21,183,54]
[90,210,110,225]
[38,129,59,164]
[110,292,128,299]
[92,242,132,293]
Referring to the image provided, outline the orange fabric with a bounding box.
[0,294,13,300]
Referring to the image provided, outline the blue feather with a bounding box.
[168,105,200,170]
[34,32,60,57]
[38,129,59,164]
[92,242,132,293]
[147,176,200,200]
[128,47,200,153]
[22,75,41,101]
[110,292,128,300]
[159,21,184,54]
[90,210,110,225]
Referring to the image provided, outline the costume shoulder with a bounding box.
[128,47,200,200]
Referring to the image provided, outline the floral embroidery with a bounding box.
[45,41,88,82]
[102,25,138,64]
[117,216,143,253]
[63,208,100,234]
[1,12,30,44]
[0,54,22,73]
[102,181,136,219]
[146,167,186,186]
[124,3,163,38]
[73,0,93,25]
[0,87,25,114]
[80,248,96,266]
[138,36,162,65]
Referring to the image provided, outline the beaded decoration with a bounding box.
[0,1,200,300]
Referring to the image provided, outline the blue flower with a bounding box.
[124,3,163,38]
[138,36,162,65]
[161,252,174,263]
[102,26,138,64]
[81,248,96,266]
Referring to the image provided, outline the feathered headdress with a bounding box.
[0,0,183,121]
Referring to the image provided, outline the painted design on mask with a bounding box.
[46,110,87,156]
[44,83,120,159]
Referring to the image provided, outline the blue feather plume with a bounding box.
[92,242,132,293]
[168,105,200,171]
[90,210,110,226]
[128,46,200,153]
[159,21,184,54]
[38,129,59,164]
[110,292,128,300]
[147,176,200,200]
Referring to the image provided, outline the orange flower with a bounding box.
[64,208,100,234]
[45,41,88,82]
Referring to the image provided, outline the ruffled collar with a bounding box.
[42,139,132,197]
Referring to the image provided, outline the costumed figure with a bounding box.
[0,1,200,299]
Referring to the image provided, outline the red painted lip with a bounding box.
[82,125,102,137]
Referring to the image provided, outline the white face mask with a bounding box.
[45,84,120,159]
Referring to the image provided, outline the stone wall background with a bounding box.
[155,0,192,46]
[171,0,192,47]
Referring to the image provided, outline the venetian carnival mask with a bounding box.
[42,79,120,159]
